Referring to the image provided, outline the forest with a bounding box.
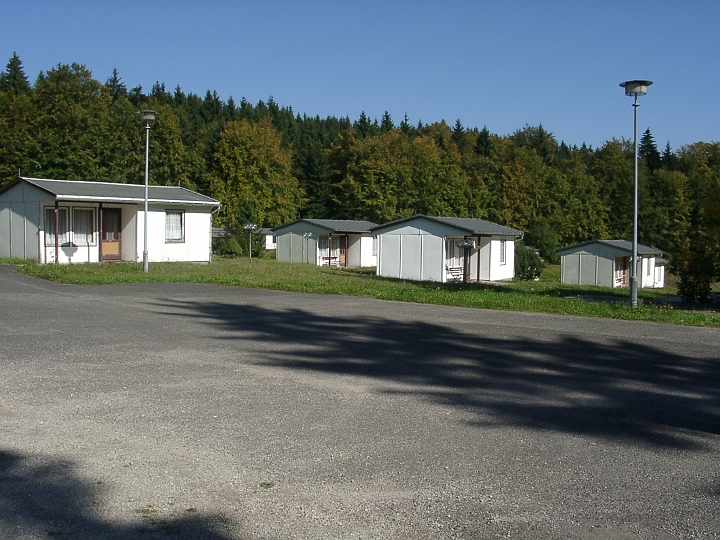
[1,53,718,300]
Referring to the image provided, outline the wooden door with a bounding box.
[101,209,122,261]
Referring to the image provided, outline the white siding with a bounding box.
[375,217,518,283]
[378,234,401,278]
[488,238,515,281]
[136,206,212,263]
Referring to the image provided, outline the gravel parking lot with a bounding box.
[1,265,719,539]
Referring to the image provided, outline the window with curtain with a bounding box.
[44,207,68,246]
[165,210,184,242]
[445,238,460,267]
[73,208,94,245]
[318,235,328,256]
[499,240,507,265]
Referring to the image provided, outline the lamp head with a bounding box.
[619,80,653,96]
[139,110,157,122]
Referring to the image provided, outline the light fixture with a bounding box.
[139,110,157,273]
[619,80,652,308]
[244,223,257,264]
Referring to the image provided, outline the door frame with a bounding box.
[100,207,122,261]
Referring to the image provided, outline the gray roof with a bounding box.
[556,239,663,256]
[5,177,220,207]
[370,214,523,237]
[273,219,377,234]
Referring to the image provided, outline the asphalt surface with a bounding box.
[1,264,719,539]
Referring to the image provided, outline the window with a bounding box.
[372,236,378,257]
[73,208,94,245]
[499,240,507,265]
[45,207,68,246]
[445,238,462,267]
[165,210,184,242]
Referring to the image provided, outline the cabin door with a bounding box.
[101,209,122,261]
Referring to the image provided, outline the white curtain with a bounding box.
[165,211,183,241]
[45,207,68,246]
[73,209,94,245]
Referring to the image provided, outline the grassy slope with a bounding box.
[8,258,720,327]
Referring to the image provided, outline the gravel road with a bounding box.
[1,265,719,539]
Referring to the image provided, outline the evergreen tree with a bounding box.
[452,119,470,155]
[105,68,126,101]
[661,141,679,171]
[639,128,661,172]
[399,113,414,135]
[200,90,222,123]
[128,85,146,106]
[475,126,492,157]
[150,82,173,106]
[380,111,394,132]
[355,111,372,139]
[0,53,31,95]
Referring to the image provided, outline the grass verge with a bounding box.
[8,257,720,327]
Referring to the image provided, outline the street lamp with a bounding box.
[619,80,652,308]
[244,223,257,264]
[139,110,156,273]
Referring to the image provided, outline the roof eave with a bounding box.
[52,195,219,206]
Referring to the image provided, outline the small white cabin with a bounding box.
[0,177,220,264]
[371,214,523,283]
[273,219,378,267]
[556,239,666,288]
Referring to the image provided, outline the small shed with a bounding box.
[273,219,377,267]
[556,239,666,288]
[260,228,277,250]
[0,177,220,264]
[371,214,523,283]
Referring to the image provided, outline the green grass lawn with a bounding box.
[6,257,719,327]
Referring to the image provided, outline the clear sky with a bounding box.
[1,1,718,149]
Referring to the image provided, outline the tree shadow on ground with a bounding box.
[0,450,237,540]
[155,299,720,451]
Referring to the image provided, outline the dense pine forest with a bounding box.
[1,54,718,299]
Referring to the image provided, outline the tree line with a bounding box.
[1,54,718,299]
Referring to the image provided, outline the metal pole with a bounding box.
[143,121,150,273]
[54,202,59,264]
[249,230,252,265]
[631,93,639,308]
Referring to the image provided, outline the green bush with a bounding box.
[514,241,545,281]
[215,237,243,258]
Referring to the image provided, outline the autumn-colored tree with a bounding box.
[590,139,634,238]
[210,118,302,227]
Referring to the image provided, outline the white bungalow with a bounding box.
[0,177,220,264]
[556,239,666,288]
[273,219,378,267]
[371,214,523,283]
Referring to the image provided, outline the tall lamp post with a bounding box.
[140,110,156,273]
[244,223,257,264]
[619,80,652,308]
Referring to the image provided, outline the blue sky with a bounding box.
[1,1,718,149]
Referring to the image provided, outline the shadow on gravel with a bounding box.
[0,450,235,540]
[157,299,720,451]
